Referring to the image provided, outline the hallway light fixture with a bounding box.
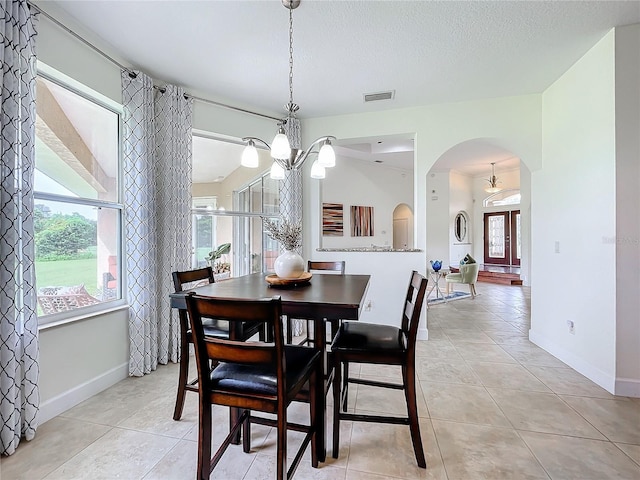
[485,162,502,193]
[241,0,336,179]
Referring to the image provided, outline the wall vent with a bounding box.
[363,90,395,102]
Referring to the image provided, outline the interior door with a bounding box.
[484,210,520,265]
[393,218,408,249]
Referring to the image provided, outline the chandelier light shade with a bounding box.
[310,159,325,179]
[240,139,259,168]
[241,0,336,179]
[485,162,502,193]
[270,161,286,180]
[318,140,336,167]
[270,126,291,160]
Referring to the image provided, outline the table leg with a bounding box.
[313,317,327,462]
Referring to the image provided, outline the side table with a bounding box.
[427,269,449,302]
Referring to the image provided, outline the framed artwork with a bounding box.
[351,205,374,236]
[322,203,344,236]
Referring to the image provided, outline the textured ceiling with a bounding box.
[41,0,640,119]
[38,0,639,180]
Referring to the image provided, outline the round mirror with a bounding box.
[454,211,468,242]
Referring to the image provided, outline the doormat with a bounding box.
[427,291,472,306]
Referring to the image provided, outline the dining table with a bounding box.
[169,271,371,461]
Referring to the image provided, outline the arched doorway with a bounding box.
[393,203,414,249]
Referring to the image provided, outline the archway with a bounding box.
[425,138,531,285]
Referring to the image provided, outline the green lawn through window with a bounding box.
[36,258,99,296]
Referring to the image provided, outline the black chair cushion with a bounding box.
[331,321,406,355]
[210,345,320,396]
[187,318,229,339]
[188,319,264,340]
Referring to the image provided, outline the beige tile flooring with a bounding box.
[3,283,640,479]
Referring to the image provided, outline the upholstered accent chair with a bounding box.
[445,262,480,298]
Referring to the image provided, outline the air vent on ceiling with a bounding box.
[363,90,395,103]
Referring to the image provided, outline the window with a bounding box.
[483,189,521,207]
[234,173,279,276]
[34,72,123,321]
[191,134,279,279]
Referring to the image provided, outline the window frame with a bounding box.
[35,66,126,326]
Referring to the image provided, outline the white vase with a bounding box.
[274,250,305,279]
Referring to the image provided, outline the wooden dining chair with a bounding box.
[287,260,346,345]
[171,267,265,421]
[331,270,428,468]
[185,294,323,480]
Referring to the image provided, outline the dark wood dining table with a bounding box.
[169,271,371,461]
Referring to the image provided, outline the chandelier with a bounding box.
[485,163,502,193]
[241,0,336,180]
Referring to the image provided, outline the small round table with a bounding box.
[427,269,449,302]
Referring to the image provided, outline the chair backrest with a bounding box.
[400,271,428,347]
[185,295,284,395]
[307,260,345,274]
[460,263,480,283]
[172,266,215,293]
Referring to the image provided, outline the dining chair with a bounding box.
[287,260,346,345]
[171,267,265,421]
[331,270,428,468]
[185,294,323,480]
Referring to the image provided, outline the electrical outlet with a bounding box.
[567,320,575,334]
[365,300,372,311]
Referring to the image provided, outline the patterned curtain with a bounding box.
[282,116,304,336]
[281,115,303,240]
[154,85,193,365]
[0,0,39,456]
[121,71,192,376]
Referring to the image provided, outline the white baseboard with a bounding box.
[615,377,640,398]
[38,362,129,425]
[529,329,616,394]
[417,328,428,341]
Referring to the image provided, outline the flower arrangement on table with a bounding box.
[263,217,302,252]
[263,217,305,280]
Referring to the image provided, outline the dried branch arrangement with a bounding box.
[263,217,302,251]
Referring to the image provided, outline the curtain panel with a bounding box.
[154,85,193,365]
[0,0,39,456]
[281,116,304,336]
[121,71,192,376]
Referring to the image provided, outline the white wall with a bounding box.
[449,171,474,265]
[531,31,617,391]
[614,24,640,396]
[425,171,451,265]
[320,156,413,249]
[38,308,129,423]
[519,164,532,285]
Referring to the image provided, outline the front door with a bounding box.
[484,210,520,265]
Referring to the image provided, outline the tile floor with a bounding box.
[2,282,640,479]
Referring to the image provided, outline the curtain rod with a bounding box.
[28,2,282,122]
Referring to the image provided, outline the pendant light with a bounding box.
[241,0,336,179]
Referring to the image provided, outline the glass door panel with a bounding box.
[484,212,509,265]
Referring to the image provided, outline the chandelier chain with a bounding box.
[286,4,299,115]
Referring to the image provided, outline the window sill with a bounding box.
[38,300,129,331]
